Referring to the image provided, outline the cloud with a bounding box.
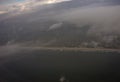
[43,0,72,4]
[55,5,120,34]
[0,0,120,35]
[48,22,63,30]
[0,0,73,21]
[0,0,72,15]
[1,0,120,21]
[0,0,16,4]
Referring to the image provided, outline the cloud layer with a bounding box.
[0,0,72,15]
[0,0,120,37]
[55,5,120,35]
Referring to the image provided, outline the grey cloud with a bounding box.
[1,0,120,35]
[0,0,15,3]
[55,5,120,35]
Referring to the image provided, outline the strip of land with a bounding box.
[0,44,120,52]
[21,46,120,52]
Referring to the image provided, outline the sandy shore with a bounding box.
[0,44,120,52]
[21,46,120,52]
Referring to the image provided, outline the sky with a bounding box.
[0,0,120,35]
[0,0,120,15]
[0,0,120,22]
[0,0,73,15]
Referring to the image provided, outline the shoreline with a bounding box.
[21,46,120,52]
[0,45,120,52]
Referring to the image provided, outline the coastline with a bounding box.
[21,46,120,52]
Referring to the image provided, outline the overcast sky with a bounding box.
[0,0,120,15]
[0,0,120,34]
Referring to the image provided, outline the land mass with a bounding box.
[4,45,119,52]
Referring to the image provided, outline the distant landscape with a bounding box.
[0,0,120,82]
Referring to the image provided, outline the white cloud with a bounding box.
[48,22,63,30]
[43,0,72,4]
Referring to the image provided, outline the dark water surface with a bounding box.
[0,49,120,82]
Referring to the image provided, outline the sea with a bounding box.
[0,48,120,82]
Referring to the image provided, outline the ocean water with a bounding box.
[0,49,120,82]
